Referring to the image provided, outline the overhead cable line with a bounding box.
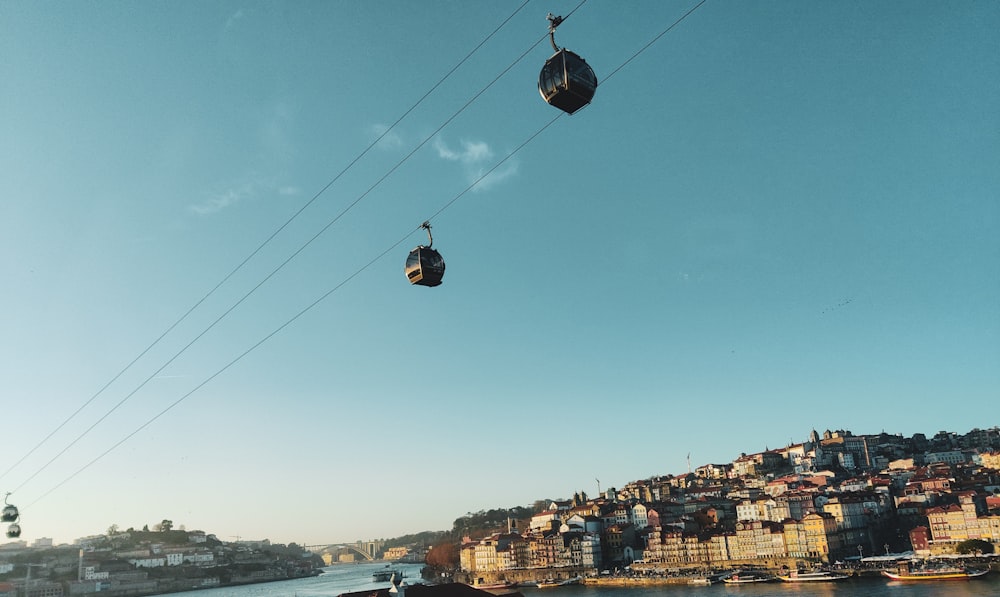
[0,0,534,489]
[24,110,565,512]
[23,0,708,510]
[7,0,577,497]
[602,0,707,84]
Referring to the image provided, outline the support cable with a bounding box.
[0,0,534,487]
[20,0,709,510]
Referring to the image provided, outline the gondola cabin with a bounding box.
[1,505,17,523]
[538,48,597,114]
[6,523,20,539]
[405,246,445,287]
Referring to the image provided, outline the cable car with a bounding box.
[1,504,16,523]
[405,222,445,287]
[538,14,597,114]
[6,523,20,538]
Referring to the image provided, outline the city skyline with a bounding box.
[2,1,997,547]
[3,424,996,548]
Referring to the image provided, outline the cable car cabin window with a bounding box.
[539,49,597,115]
[405,247,445,287]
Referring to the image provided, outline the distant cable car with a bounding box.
[6,523,20,538]
[405,221,445,287]
[538,13,597,114]
[1,494,17,524]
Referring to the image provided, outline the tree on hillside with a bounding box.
[107,524,119,536]
[425,542,458,570]
[452,506,535,538]
[156,519,173,532]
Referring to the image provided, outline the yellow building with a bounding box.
[928,504,969,543]
[980,451,1000,470]
[384,547,409,560]
[802,512,837,562]
[782,520,809,559]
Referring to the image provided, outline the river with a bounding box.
[152,562,1000,597]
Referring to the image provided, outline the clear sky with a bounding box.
[1,0,997,547]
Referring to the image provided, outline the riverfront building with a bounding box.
[458,427,1000,575]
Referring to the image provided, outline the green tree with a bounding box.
[158,519,173,532]
[955,539,994,555]
[107,524,119,536]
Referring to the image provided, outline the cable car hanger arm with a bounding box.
[546,13,565,52]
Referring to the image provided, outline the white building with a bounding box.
[630,503,648,529]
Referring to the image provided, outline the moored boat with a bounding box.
[536,576,580,588]
[777,569,849,582]
[881,566,989,581]
[722,571,774,584]
[470,581,517,591]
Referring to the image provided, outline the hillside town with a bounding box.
[3,426,999,596]
[456,427,1000,583]
[0,530,323,597]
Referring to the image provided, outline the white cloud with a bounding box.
[369,124,404,151]
[224,9,246,32]
[188,176,302,215]
[434,137,492,164]
[471,160,519,192]
[188,180,257,215]
[433,136,518,192]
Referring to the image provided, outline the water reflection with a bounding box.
[152,566,1000,597]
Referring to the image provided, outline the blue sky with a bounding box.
[1,0,997,546]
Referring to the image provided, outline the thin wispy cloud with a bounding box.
[433,136,519,192]
[369,123,404,151]
[224,8,246,32]
[434,137,491,164]
[189,176,302,215]
[188,180,257,215]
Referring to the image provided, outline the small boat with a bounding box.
[373,569,403,582]
[687,577,714,585]
[777,570,849,582]
[471,581,517,591]
[722,571,774,584]
[882,567,989,581]
[538,577,580,587]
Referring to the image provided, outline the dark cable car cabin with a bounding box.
[405,221,445,287]
[6,523,20,539]
[1,505,16,523]
[538,14,597,114]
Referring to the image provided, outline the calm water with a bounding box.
[153,562,1000,597]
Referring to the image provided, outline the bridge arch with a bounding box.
[342,544,375,561]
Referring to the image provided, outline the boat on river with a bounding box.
[372,568,403,582]
[882,566,989,581]
[536,576,581,588]
[469,581,517,591]
[722,571,774,584]
[777,569,849,582]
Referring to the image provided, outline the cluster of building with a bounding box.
[459,427,1000,575]
[0,532,321,597]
